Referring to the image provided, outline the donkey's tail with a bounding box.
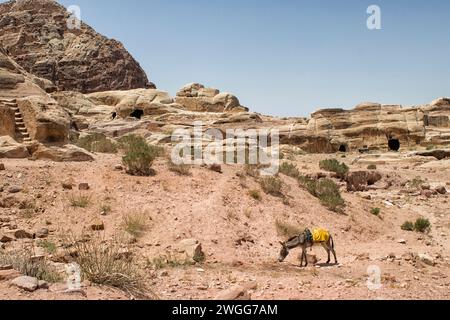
[330,235,335,249]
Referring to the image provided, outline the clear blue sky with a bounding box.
[18,1,450,115]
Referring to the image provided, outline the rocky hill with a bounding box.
[0,0,152,93]
[0,0,449,301]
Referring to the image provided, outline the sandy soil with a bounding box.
[0,151,449,300]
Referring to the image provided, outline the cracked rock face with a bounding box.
[0,0,153,93]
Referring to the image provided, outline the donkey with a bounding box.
[278,229,338,267]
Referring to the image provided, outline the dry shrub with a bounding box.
[259,176,283,196]
[64,235,155,299]
[275,219,302,239]
[0,248,61,283]
[68,193,91,208]
[122,213,148,238]
[168,161,192,176]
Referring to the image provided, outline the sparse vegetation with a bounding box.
[148,253,195,270]
[68,193,91,208]
[279,162,300,178]
[371,208,381,216]
[18,199,37,219]
[248,189,262,201]
[408,176,426,189]
[0,248,61,283]
[122,213,148,238]
[401,218,431,233]
[37,240,57,254]
[426,145,435,150]
[319,159,349,179]
[275,219,302,239]
[66,237,152,298]
[367,164,377,170]
[120,135,162,176]
[244,164,260,178]
[298,176,345,213]
[401,221,414,231]
[414,218,431,233]
[259,176,283,196]
[168,161,191,176]
[76,133,118,154]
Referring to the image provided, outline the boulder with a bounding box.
[0,136,29,159]
[175,239,205,263]
[434,185,447,195]
[418,253,436,266]
[30,144,94,162]
[90,220,105,231]
[78,183,90,191]
[14,229,34,239]
[346,171,383,192]
[0,233,13,243]
[11,276,39,292]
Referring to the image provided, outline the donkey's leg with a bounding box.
[300,249,304,267]
[329,237,338,264]
[303,248,308,267]
[331,246,338,264]
[322,243,331,264]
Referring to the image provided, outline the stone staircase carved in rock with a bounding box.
[1,98,32,143]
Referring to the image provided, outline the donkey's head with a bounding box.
[278,242,289,262]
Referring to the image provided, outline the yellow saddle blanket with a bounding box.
[312,228,330,243]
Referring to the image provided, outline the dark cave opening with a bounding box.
[388,139,400,151]
[130,109,144,120]
[339,145,347,152]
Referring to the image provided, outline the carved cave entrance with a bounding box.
[130,109,144,120]
[388,139,400,151]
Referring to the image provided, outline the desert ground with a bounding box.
[1,149,449,300]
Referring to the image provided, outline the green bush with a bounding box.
[319,159,349,179]
[414,218,431,233]
[371,208,381,216]
[259,176,283,196]
[298,176,345,213]
[248,189,262,201]
[121,135,161,176]
[76,133,118,154]
[401,221,414,231]
[315,179,345,213]
[279,162,300,178]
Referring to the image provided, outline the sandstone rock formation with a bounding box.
[277,100,450,153]
[0,47,53,98]
[175,83,248,113]
[0,0,152,93]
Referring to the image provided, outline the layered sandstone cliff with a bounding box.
[0,0,153,93]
